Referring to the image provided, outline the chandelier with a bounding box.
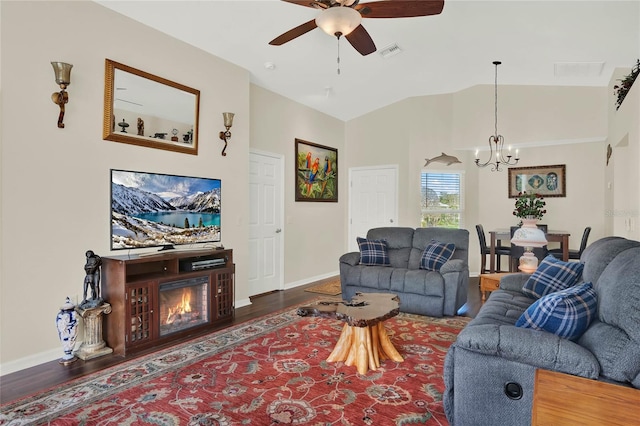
[475,61,519,171]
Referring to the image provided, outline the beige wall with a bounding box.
[606,67,640,240]
[0,1,250,373]
[453,85,607,148]
[249,85,346,284]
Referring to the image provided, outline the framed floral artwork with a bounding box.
[295,139,338,202]
[508,164,566,198]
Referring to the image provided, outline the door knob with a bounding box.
[275,228,282,233]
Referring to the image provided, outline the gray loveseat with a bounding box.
[443,236,640,425]
[339,227,469,317]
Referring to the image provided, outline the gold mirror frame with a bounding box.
[103,59,200,155]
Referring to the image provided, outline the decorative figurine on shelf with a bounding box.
[137,117,144,136]
[118,119,129,133]
[80,250,103,309]
[183,128,193,143]
[55,297,78,365]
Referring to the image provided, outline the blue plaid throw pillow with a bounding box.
[357,237,391,266]
[522,255,584,299]
[516,282,597,341]
[420,240,456,271]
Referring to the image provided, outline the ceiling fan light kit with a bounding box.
[316,6,361,37]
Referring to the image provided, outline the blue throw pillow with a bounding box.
[516,282,597,341]
[522,255,584,299]
[420,240,455,271]
[357,237,391,266]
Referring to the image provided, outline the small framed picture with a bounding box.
[294,138,338,202]
[508,164,566,198]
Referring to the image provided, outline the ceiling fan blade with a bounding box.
[356,0,444,18]
[281,0,328,9]
[345,24,376,56]
[269,19,318,46]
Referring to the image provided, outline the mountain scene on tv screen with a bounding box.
[111,171,221,249]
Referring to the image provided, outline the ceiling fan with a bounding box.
[269,0,445,56]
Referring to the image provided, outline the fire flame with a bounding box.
[166,289,192,324]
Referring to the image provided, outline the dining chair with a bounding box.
[476,224,510,273]
[510,225,548,272]
[549,226,591,260]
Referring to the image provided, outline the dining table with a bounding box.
[489,229,571,273]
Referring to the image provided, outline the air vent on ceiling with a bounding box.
[379,43,403,59]
[554,62,605,78]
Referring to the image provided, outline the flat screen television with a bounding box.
[111,169,221,250]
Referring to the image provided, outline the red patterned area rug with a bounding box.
[1,307,470,426]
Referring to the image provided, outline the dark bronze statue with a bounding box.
[80,250,103,309]
[137,117,144,136]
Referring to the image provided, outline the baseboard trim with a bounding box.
[1,348,62,377]
[235,298,251,309]
[284,270,339,290]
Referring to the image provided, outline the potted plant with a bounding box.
[513,191,546,222]
[614,59,640,111]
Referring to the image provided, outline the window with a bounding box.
[421,171,464,228]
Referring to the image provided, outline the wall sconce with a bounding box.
[51,62,73,129]
[219,112,235,156]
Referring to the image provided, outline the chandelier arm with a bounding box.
[493,137,504,170]
[475,135,497,168]
[494,135,508,163]
[495,135,520,165]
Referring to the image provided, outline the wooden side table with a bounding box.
[479,272,512,302]
[532,369,640,425]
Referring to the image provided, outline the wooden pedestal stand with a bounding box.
[297,293,404,375]
[74,303,113,360]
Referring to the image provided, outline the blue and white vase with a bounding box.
[55,297,78,364]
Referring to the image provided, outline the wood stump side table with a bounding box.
[297,292,404,375]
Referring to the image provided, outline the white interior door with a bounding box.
[248,151,283,296]
[348,165,399,252]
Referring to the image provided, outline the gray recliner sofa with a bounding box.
[339,227,469,317]
[443,236,640,425]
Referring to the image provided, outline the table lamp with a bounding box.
[511,221,548,273]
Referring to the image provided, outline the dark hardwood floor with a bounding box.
[0,276,481,404]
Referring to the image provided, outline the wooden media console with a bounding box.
[101,248,234,356]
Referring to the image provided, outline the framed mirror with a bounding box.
[103,59,200,155]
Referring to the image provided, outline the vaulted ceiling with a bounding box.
[97,1,639,121]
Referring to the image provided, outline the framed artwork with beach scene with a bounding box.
[295,139,338,202]
[508,164,566,198]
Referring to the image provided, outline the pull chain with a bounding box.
[336,34,341,75]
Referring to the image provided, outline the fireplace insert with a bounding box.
[158,276,209,337]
